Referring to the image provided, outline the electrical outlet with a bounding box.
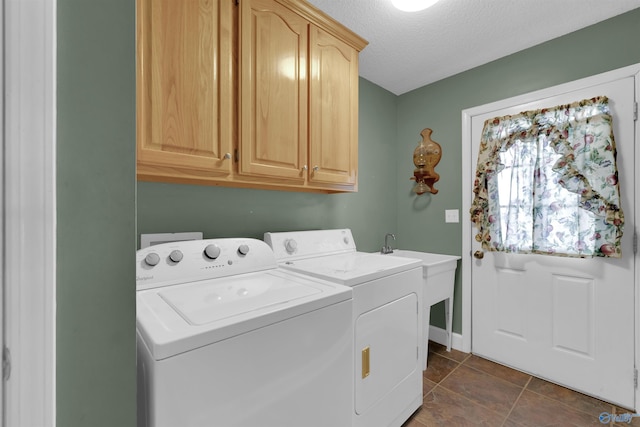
[445,209,459,223]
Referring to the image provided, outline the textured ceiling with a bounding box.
[306,0,640,95]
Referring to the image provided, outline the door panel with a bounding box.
[137,0,233,174]
[239,0,308,180]
[355,293,418,415]
[495,267,526,339]
[309,26,358,186]
[471,76,635,408]
[551,275,594,357]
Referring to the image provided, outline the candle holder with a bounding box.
[411,128,441,195]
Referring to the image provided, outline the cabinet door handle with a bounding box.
[312,165,319,172]
[223,153,231,160]
[302,165,308,171]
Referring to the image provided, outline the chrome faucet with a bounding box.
[381,233,396,254]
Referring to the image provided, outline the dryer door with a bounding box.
[355,292,419,414]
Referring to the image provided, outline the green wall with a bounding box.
[137,78,399,252]
[395,8,640,332]
[57,0,136,426]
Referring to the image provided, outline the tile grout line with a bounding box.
[434,365,528,424]
[459,352,617,422]
[420,350,468,405]
[460,354,533,389]
[524,386,617,426]
[426,349,621,426]
[432,355,525,424]
[426,352,468,385]
[499,375,532,427]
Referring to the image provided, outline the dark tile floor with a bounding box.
[402,342,639,427]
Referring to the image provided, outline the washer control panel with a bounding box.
[136,238,274,290]
[264,229,356,261]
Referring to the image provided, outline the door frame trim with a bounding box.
[461,63,640,410]
[4,0,57,425]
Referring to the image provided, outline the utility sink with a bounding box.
[388,250,460,279]
[384,250,460,369]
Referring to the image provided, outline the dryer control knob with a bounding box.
[169,250,183,263]
[144,252,160,267]
[238,244,250,256]
[284,239,297,254]
[204,244,221,260]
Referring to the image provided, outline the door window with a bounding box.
[470,96,624,257]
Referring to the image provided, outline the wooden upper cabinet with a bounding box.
[136,0,233,179]
[309,25,359,188]
[136,0,367,192]
[239,0,367,191]
[239,0,309,182]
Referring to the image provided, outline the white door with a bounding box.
[471,76,636,408]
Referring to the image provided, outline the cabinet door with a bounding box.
[137,0,233,178]
[239,0,308,181]
[309,25,359,188]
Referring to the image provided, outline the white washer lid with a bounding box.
[280,252,421,287]
[137,269,352,360]
[159,273,321,325]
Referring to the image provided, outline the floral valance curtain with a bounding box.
[470,96,624,258]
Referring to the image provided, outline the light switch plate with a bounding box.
[445,209,459,223]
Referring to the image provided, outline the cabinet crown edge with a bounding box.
[271,0,369,51]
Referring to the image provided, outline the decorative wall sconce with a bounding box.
[411,128,442,195]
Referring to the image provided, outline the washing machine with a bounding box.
[264,229,423,427]
[136,238,353,427]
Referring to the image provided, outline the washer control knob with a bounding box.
[238,244,250,256]
[144,252,160,267]
[169,250,183,263]
[204,244,221,260]
[284,239,297,254]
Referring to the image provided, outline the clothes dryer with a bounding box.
[264,229,423,427]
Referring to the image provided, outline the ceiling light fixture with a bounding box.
[391,0,440,12]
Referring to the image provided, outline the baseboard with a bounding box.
[428,325,466,353]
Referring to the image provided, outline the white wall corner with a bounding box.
[3,0,57,425]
